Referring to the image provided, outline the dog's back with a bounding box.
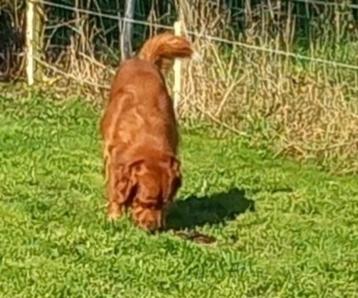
[102,58,178,161]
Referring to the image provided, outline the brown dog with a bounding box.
[100,32,192,231]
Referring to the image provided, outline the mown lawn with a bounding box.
[0,93,357,297]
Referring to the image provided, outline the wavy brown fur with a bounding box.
[100,32,192,231]
[138,32,193,73]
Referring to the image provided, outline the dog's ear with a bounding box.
[115,159,144,205]
[162,155,182,202]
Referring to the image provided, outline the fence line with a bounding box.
[34,0,358,72]
[290,0,358,10]
[34,0,174,30]
[34,56,110,90]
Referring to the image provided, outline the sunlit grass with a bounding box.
[0,94,357,297]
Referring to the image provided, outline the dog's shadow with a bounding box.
[167,188,255,230]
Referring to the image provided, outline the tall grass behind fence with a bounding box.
[1,0,358,174]
[177,0,358,174]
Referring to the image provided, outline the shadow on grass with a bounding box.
[167,188,255,230]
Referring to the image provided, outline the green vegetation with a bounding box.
[0,94,357,297]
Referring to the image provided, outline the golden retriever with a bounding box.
[100,32,192,231]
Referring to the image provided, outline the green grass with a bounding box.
[0,93,357,297]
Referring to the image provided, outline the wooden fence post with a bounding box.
[26,0,35,85]
[25,0,43,85]
[173,20,182,114]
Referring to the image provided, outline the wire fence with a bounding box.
[34,0,358,72]
[29,0,358,107]
[22,0,357,118]
[291,0,358,9]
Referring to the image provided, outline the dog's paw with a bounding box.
[107,202,124,220]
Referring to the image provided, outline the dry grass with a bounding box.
[177,0,358,174]
[2,0,358,173]
[180,40,358,174]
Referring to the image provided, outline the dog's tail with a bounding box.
[138,32,193,71]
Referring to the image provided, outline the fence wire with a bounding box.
[35,0,358,72]
[291,0,358,10]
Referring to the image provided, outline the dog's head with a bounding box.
[121,155,182,231]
